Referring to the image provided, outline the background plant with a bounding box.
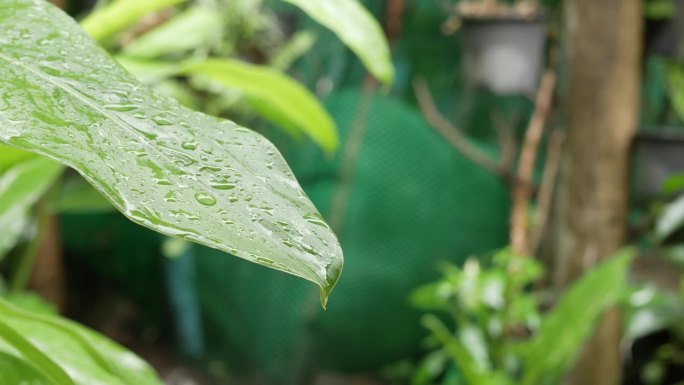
[400,249,633,385]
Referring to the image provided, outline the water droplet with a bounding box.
[152,114,173,126]
[199,165,221,172]
[182,141,198,150]
[256,257,275,265]
[211,183,236,190]
[105,104,138,112]
[304,213,328,227]
[282,240,295,248]
[194,192,217,206]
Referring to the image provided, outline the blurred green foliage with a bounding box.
[399,249,634,385]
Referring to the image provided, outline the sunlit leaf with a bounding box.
[0,351,55,385]
[0,0,342,304]
[0,298,160,385]
[115,56,183,84]
[183,59,339,152]
[122,6,221,59]
[281,0,394,85]
[656,194,684,242]
[0,157,63,259]
[520,249,634,385]
[423,316,509,385]
[80,0,186,42]
[0,144,35,173]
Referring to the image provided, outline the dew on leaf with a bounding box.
[194,192,217,206]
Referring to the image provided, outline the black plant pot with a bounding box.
[461,17,547,95]
[633,130,684,199]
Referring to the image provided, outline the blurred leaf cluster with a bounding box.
[625,174,684,385]
[393,249,633,385]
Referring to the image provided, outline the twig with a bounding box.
[413,78,508,179]
[492,110,521,176]
[385,0,406,46]
[510,71,556,256]
[529,130,565,254]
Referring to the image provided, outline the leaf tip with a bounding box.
[319,255,344,309]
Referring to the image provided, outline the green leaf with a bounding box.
[52,176,114,214]
[668,62,684,124]
[645,0,676,19]
[0,351,55,385]
[0,0,342,304]
[0,157,63,259]
[115,56,183,85]
[183,59,339,152]
[0,297,160,385]
[80,0,187,42]
[271,30,317,71]
[281,0,394,86]
[661,173,684,195]
[656,194,684,242]
[422,316,509,385]
[520,249,635,385]
[0,317,74,385]
[422,315,489,385]
[122,6,222,59]
[0,144,35,173]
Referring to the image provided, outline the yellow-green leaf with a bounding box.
[183,59,339,152]
[281,0,394,85]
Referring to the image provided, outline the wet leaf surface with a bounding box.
[0,0,342,303]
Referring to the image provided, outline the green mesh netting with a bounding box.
[192,88,510,383]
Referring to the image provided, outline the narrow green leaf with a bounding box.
[520,249,635,385]
[0,144,35,173]
[0,318,74,385]
[122,6,222,59]
[0,0,343,304]
[0,157,63,259]
[668,62,684,124]
[183,59,339,152]
[656,194,684,242]
[52,176,114,214]
[80,0,187,42]
[271,30,317,71]
[0,298,160,385]
[422,315,505,385]
[281,0,394,85]
[115,56,183,84]
[0,351,56,385]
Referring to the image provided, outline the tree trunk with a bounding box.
[554,1,642,384]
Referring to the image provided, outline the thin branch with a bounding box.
[413,77,507,179]
[510,71,556,256]
[492,109,521,176]
[530,130,565,254]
